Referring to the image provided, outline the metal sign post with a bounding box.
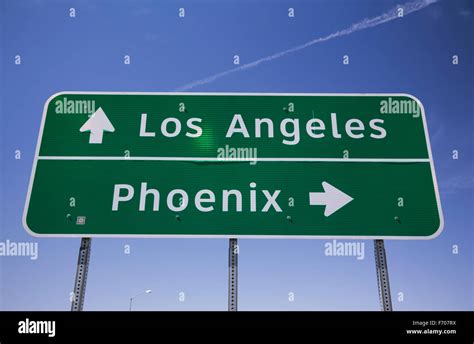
[228,238,238,311]
[374,239,393,311]
[71,237,92,311]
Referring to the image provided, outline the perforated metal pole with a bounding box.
[228,238,238,311]
[374,239,393,311]
[71,237,92,311]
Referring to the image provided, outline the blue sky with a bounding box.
[0,0,472,310]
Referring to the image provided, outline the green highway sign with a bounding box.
[23,92,443,239]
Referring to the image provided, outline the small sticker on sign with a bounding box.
[76,216,86,225]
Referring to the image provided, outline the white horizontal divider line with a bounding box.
[38,156,430,163]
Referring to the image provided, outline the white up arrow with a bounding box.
[79,107,115,144]
[309,181,353,217]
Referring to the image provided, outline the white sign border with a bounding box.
[22,92,444,240]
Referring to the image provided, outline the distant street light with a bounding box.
[129,289,152,311]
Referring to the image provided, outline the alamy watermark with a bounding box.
[324,240,365,260]
[0,239,38,260]
[217,144,258,165]
[18,318,55,337]
[55,97,96,115]
[380,97,420,118]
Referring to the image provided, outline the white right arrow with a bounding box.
[309,181,353,217]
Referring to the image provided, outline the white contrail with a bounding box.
[176,0,438,91]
